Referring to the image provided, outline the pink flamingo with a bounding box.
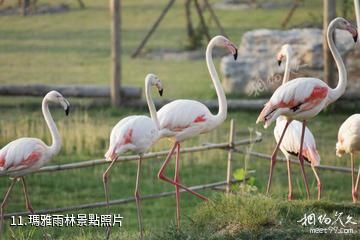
[156,35,237,227]
[274,44,321,200]
[256,17,357,199]
[336,114,360,203]
[104,74,163,238]
[0,91,70,234]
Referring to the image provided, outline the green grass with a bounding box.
[0,0,359,239]
[155,193,360,240]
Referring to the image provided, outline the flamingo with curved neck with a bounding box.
[275,44,322,200]
[256,17,357,199]
[156,35,237,228]
[0,90,70,235]
[103,73,163,239]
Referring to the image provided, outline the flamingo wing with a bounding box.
[257,78,329,127]
[0,138,47,174]
[105,115,159,161]
[336,114,360,155]
[274,118,320,166]
[157,99,212,135]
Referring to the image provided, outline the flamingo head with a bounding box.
[333,17,358,42]
[146,73,163,96]
[277,44,292,66]
[212,35,238,60]
[335,142,345,157]
[45,90,70,116]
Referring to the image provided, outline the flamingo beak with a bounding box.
[158,89,163,97]
[65,106,70,116]
[278,60,282,66]
[354,34,358,43]
[233,48,238,61]
[347,25,358,42]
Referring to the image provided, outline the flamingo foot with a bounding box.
[287,193,293,201]
[352,190,358,203]
[317,183,322,201]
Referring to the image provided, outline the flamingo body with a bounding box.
[105,115,159,161]
[157,99,215,141]
[275,117,320,166]
[336,114,360,156]
[0,138,50,177]
[258,77,329,128]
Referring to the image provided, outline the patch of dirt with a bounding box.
[0,3,69,16]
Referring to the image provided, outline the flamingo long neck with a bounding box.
[145,78,160,129]
[327,21,347,104]
[42,98,61,156]
[206,39,227,124]
[282,50,291,85]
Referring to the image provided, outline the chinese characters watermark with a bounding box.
[10,213,123,227]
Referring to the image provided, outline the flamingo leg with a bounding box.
[355,162,360,194]
[298,121,310,199]
[102,158,118,240]
[134,154,144,239]
[351,153,357,203]
[311,165,321,200]
[20,177,34,214]
[286,157,293,200]
[174,143,180,228]
[158,141,208,201]
[0,178,17,236]
[266,120,291,194]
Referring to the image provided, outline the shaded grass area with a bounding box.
[155,193,360,240]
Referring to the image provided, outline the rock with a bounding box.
[221,28,356,96]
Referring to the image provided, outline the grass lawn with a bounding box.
[0,0,359,239]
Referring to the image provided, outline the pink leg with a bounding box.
[157,142,208,201]
[134,155,144,239]
[311,165,321,200]
[355,161,360,196]
[102,158,118,240]
[298,121,310,199]
[0,179,17,236]
[286,157,293,200]
[267,120,291,194]
[351,153,357,203]
[21,177,34,214]
[174,143,180,228]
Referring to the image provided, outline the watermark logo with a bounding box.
[297,212,357,234]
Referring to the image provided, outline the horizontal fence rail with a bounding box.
[0,133,262,176]
[4,179,242,219]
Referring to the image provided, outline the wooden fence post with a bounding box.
[323,0,336,87]
[110,0,121,107]
[226,119,235,194]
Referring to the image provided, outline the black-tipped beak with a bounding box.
[354,34,358,43]
[65,106,70,116]
[233,48,238,61]
[158,89,163,97]
[278,60,282,66]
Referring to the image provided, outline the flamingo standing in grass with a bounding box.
[0,91,70,235]
[256,17,357,199]
[156,35,238,227]
[104,74,163,239]
[336,114,360,203]
[274,44,321,200]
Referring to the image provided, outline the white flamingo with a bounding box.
[336,114,360,203]
[0,91,70,234]
[256,17,357,199]
[104,73,163,238]
[156,35,237,227]
[274,44,321,200]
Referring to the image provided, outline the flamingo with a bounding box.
[274,44,321,200]
[336,114,360,203]
[156,35,237,227]
[0,90,70,234]
[256,17,357,199]
[103,73,163,239]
